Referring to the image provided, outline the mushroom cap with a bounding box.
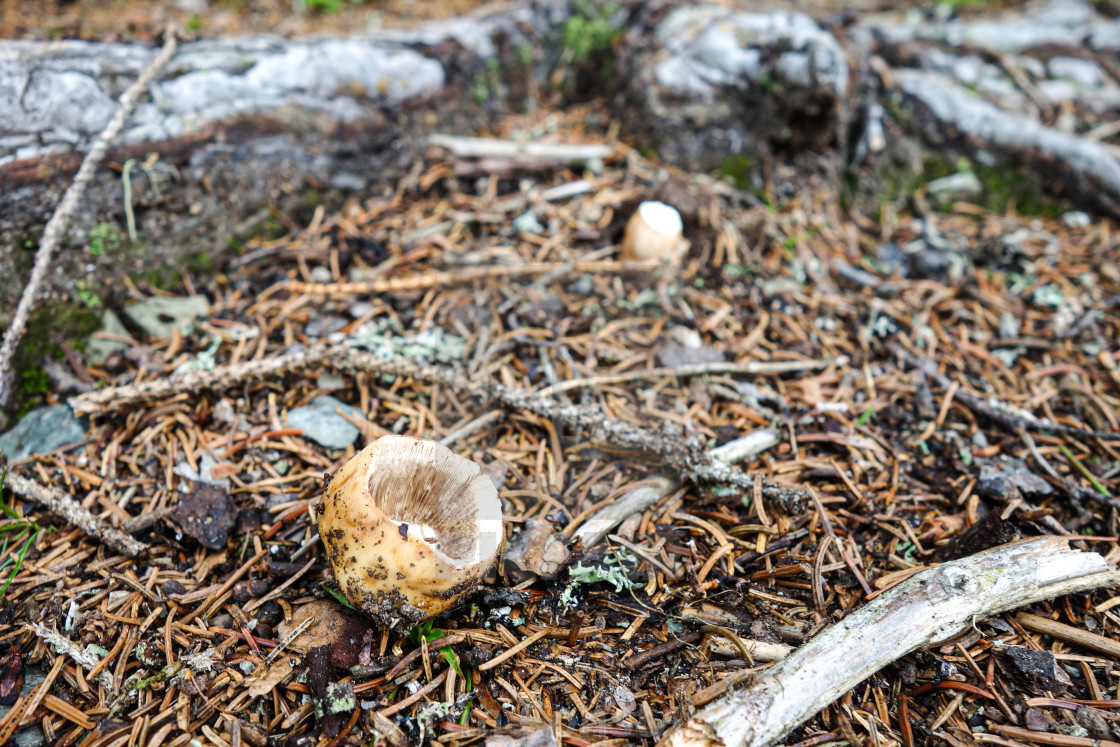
[318,435,503,626]
[620,201,684,261]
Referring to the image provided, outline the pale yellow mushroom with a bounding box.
[620,200,684,261]
[317,435,503,627]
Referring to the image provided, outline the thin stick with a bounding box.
[536,359,833,397]
[272,258,663,299]
[662,537,1120,747]
[69,344,809,510]
[3,473,146,557]
[0,31,180,406]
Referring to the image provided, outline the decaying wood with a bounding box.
[570,478,680,549]
[0,30,179,407]
[663,537,1120,747]
[3,473,147,557]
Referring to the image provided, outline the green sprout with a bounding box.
[0,470,41,599]
[406,620,473,722]
[324,587,355,609]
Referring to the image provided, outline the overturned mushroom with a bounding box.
[620,200,684,261]
[317,435,503,627]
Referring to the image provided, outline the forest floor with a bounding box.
[3,10,1120,747]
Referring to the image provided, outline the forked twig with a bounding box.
[0,30,179,406]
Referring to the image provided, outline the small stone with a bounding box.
[161,580,187,596]
[504,519,569,582]
[175,481,236,550]
[256,601,284,627]
[209,613,234,630]
[613,685,637,713]
[123,295,210,339]
[85,310,136,364]
[1063,210,1092,228]
[286,395,364,449]
[309,266,333,284]
[995,645,1073,695]
[1048,56,1102,88]
[0,405,87,461]
[316,371,346,391]
[485,725,559,747]
[998,312,1021,339]
[658,325,724,368]
[926,171,983,204]
[1026,708,1058,732]
[976,458,1054,499]
[512,211,543,234]
[304,315,348,338]
[1072,706,1113,740]
[233,579,272,604]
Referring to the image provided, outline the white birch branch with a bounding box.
[663,537,1120,747]
[0,31,179,406]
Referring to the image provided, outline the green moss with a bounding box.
[718,153,754,190]
[189,251,215,274]
[141,266,177,291]
[9,303,100,418]
[561,1,620,63]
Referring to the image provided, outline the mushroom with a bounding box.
[620,200,684,261]
[317,435,503,626]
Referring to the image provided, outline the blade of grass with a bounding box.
[0,528,39,598]
[1060,444,1113,497]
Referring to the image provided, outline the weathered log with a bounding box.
[663,537,1120,747]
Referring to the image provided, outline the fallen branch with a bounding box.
[662,537,1120,747]
[537,362,833,397]
[270,258,664,299]
[0,30,179,407]
[3,474,147,557]
[70,344,807,510]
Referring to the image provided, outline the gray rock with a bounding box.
[926,171,983,203]
[287,395,363,449]
[173,450,232,491]
[123,295,210,339]
[0,405,87,460]
[976,457,1054,499]
[85,309,136,364]
[1048,56,1103,88]
[305,315,348,338]
[485,724,558,747]
[995,645,1072,695]
[998,311,1021,338]
[512,211,543,234]
[316,371,347,391]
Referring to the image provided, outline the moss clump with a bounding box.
[9,303,100,418]
[718,154,755,191]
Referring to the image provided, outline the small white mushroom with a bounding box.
[317,435,503,626]
[620,200,684,261]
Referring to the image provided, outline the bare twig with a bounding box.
[537,360,833,397]
[3,473,147,557]
[270,258,664,299]
[0,30,180,406]
[70,344,808,509]
[663,537,1120,747]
